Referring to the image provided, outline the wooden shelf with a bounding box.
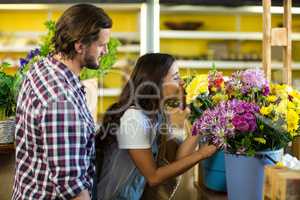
[0,45,38,53]
[0,3,142,11]
[177,60,300,70]
[98,88,121,97]
[0,44,140,53]
[0,31,139,41]
[160,31,300,41]
[160,5,300,15]
[118,45,140,53]
[111,32,140,40]
[0,143,15,154]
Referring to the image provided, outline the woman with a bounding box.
[95,53,217,200]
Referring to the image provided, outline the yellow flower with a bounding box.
[276,100,288,115]
[276,162,285,167]
[270,84,290,98]
[267,95,277,103]
[288,101,296,109]
[272,115,279,123]
[254,137,266,144]
[260,105,273,116]
[286,109,299,134]
[290,90,300,100]
[185,74,208,104]
[210,86,217,92]
[212,93,228,104]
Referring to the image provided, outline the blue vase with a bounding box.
[224,149,283,200]
[202,150,227,192]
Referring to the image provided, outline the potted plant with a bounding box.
[0,62,18,143]
[191,68,299,200]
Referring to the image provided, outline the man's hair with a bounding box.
[53,4,112,59]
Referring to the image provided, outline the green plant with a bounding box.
[0,62,16,120]
[39,20,55,57]
[80,37,121,80]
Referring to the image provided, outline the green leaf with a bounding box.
[39,20,56,57]
[0,62,11,71]
[80,38,121,80]
[0,70,16,118]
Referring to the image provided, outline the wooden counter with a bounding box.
[0,143,15,154]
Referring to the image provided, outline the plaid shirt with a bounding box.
[12,56,96,200]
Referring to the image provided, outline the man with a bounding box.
[12,4,111,200]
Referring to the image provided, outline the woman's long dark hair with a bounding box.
[95,53,175,149]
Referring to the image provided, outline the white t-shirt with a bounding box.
[97,108,161,200]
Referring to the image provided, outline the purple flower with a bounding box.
[226,69,269,96]
[27,48,40,60]
[244,112,256,121]
[248,120,257,132]
[192,125,199,136]
[192,100,259,148]
[241,69,267,90]
[34,48,40,55]
[262,85,270,96]
[232,115,249,132]
[235,121,249,132]
[19,58,29,69]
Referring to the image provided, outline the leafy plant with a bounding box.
[80,37,121,80]
[0,62,16,120]
[39,20,56,57]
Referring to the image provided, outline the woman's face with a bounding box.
[162,61,181,101]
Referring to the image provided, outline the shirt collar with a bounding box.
[47,55,84,93]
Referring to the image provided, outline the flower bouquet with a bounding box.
[185,67,299,199]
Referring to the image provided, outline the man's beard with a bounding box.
[83,53,100,70]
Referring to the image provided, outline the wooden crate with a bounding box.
[292,136,300,160]
[263,165,300,200]
[273,171,300,200]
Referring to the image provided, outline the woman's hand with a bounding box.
[197,144,218,159]
[166,107,190,129]
[128,143,217,187]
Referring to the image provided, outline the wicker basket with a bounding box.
[0,118,15,144]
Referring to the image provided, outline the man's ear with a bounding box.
[74,41,84,54]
